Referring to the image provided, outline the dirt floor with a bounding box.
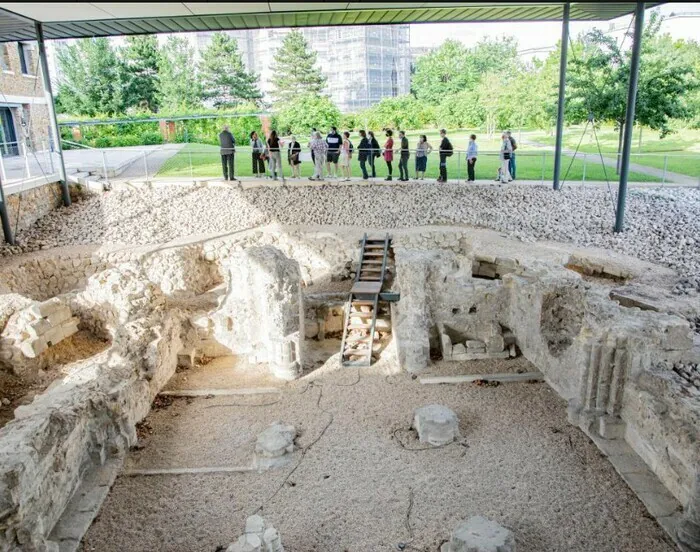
[0,331,110,428]
[81,345,677,552]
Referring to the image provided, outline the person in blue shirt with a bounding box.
[467,134,478,182]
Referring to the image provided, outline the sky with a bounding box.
[410,3,700,60]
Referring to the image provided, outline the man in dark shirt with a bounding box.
[325,126,342,178]
[357,129,370,180]
[438,129,452,182]
[219,125,236,181]
[398,130,410,181]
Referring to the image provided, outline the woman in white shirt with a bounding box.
[499,133,513,184]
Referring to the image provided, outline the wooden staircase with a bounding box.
[340,234,392,367]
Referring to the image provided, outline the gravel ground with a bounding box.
[81,353,676,552]
[2,184,699,292]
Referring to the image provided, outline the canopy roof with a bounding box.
[0,2,661,42]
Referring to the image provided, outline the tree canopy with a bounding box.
[121,35,160,112]
[270,30,327,105]
[198,32,262,108]
[157,36,202,111]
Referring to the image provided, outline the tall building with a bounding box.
[193,26,411,113]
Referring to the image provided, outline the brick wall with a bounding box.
[5,181,63,235]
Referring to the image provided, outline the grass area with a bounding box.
[157,142,659,182]
[527,126,700,178]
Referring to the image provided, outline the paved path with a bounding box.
[112,144,184,181]
[522,138,696,186]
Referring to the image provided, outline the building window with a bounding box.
[18,43,32,75]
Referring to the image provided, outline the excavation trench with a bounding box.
[0,225,697,552]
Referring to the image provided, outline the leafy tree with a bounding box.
[275,93,340,135]
[475,72,509,138]
[470,36,519,76]
[567,12,698,166]
[270,30,327,106]
[157,36,202,111]
[121,35,160,112]
[412,40,474,104]
[363,95,431,130]
[198,32,261,108]
[55,38,125,116]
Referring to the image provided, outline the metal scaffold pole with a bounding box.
[552,2,570,191]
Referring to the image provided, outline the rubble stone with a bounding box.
[227,515,284,552]
[413,405,460,447]
[255,422,296,469]
[441,516,515,552]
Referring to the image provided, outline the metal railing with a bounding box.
[0,139,60,193]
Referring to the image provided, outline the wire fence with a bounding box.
[84,143,699,187]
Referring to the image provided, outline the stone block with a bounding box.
[453,343,467,356]
[255,422,296,470]
[27,318,51,339]
[20,338,47,359]
[440,332,453,361]
[43,326,64,347]
[598,416,626,440]
[413,405,459,447]
[47,305,72,327]
[486,336,505,353]
[441,516,515,552]
[478,264,498,279]
[28,298,62,319]
[227,515,284,552]
[466,340,486,351]
[60,318,80,340]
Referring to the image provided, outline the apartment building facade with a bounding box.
[0,41,50,157]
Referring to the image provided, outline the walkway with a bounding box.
[522,138,696,186]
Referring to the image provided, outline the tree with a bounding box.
[412,40,474,104]
[275,93,340,135]
[567,12,698,168]
[157,36,202,111]
[475,72,509,138]
[121,35,160,112]
[198,32,261,108]
[270,30,327,106]
[55,38,125,116]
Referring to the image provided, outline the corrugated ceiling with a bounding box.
[0,2,660,43]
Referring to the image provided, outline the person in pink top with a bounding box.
[383,129,394,181]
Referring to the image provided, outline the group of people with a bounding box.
[218,125,518,183]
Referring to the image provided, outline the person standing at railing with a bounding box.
[288,135,301,178]
[358,130,371,180]
[340,131,353,181]
[368,131,380,178]
[506,130,517,181]
[437,129,453,182]
[415,134,432,180]
[250,131,266,178]
[398,131,410,181]
[309,127,317,166]
[267,130,282,181]
[325,126,342,179]
[309,131,327,181]
[383,129,394,181]
[219,125,236,181]
[467,134,478,182]
[499,132,513,184]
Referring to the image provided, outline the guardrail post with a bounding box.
[189,150,194,181]
[541,151,546,184]
[143,151,149,183]
[22,143,31,178]
[582,154,587,187]
[0,173,13,245]
[101,150,109,186]
[457,153,461,185]
[662,155,667,185]
[0,152,6,182]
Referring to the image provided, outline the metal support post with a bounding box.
[582,154,587,186]
[36,22,70,206]
[662,155,667,185]
[101,150,109,185]
[22,143,30,178]
[0,174,14,245]
[614,2,645,233]
[143,151,149,182]
[553,2,570,190]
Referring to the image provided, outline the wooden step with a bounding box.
[349,311,373,318]
[342,360,371,367]
[363,253,384,257]
[361,268,383,272]
[345,335,371,343]
[347,323,372,330]
[351,300,376,306]
[359,277,381,281]
[361,260,383,265]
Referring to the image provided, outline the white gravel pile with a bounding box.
[1,183,699,291]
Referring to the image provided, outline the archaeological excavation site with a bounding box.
[0,181,698,552]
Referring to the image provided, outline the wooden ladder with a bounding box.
[340,233,392,367]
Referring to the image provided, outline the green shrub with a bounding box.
[140,131,164,145]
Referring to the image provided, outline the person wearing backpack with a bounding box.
[358,130,371,180]
[398,130,410,181]
[368,131,380,178]
[506,130,517,180]
[438,129,452,182]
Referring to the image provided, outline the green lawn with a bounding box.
[158,142,659,182]
[527,126,700,178]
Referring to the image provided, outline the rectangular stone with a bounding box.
[60,318,80,340]
[27,318,51,339]
[47,305,72,327]
[598,416,626,440]
[420,372,544,385]
[20,337,47,359]
[43,326,64,347]
[466,340,486,350]
[478,264,498,279]
[32,297,63,318]
[452,350,510,361]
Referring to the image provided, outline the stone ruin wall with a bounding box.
[0,225,697,550]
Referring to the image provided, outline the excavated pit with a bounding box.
[0,225,698,552]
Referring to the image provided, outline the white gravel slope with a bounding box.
[2,184,699,292]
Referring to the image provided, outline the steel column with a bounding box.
[614,2,645,233]
[35,21,71,207]
[552,2,570,190]
[0,175,14,244]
